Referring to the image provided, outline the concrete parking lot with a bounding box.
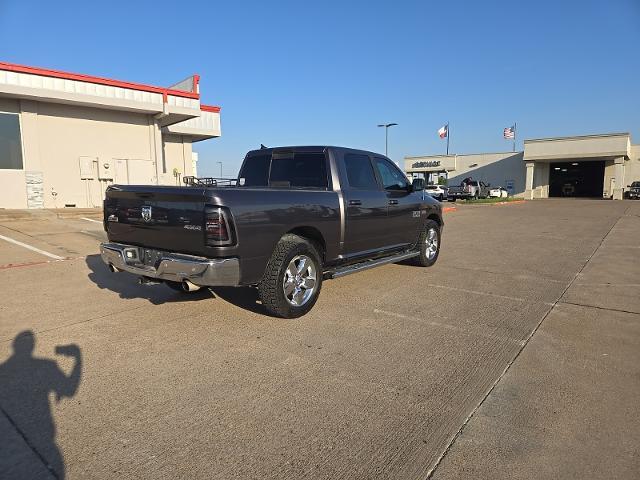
[1,200,638,479]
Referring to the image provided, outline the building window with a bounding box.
[0,112,23,169]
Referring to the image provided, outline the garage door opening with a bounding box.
[549,161,604,197]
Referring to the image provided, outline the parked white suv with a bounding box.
[488,186,509,198]
[424,184,448,201]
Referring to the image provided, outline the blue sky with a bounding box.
[1,0,638,176]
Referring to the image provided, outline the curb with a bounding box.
[492,200,526,206]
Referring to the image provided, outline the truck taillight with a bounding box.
[205,207,234,246]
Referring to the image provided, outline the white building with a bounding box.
[405,133,640,200]
[0,61,221,209]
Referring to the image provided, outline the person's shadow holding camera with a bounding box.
[0,330,81,479]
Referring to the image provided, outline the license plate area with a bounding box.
[141,248,163,267]
[123,247,163,268]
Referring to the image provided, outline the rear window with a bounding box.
[425,185,437,190]
[239,154,270,186]
[239,152,328,189]
[269,152,328,188]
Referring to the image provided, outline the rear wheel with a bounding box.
[412,220,441,267]
[258,234,323,318]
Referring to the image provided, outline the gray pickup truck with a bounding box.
[447,178,490,201]
[100,146,443,318]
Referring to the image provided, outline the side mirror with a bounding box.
[412,178,425,191]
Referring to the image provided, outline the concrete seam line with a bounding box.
[0,234,64,260]
[0,404,60,479]
[558,300,639,316]
[426,213,624,479]
[80,217,102,224]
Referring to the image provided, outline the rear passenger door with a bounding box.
[341,153,391,257]
[372,157,423,246]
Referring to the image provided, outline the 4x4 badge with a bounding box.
[141,206,152,223]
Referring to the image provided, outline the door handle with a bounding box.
[388,199,399,205]
[348,199,362,206]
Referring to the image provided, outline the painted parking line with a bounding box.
[0,234,65,260]
[81,217,102,224]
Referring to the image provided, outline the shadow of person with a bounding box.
[85,254,213,305]
[0,331,82,479]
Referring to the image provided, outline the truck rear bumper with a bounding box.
[100,242,240,287]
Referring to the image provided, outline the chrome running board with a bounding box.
[327,250,419,279]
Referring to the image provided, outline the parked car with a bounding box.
[424,184,449,201]
[624,181,640,199]
[447,178,490,201]
[488,186,509,198]
[100,146,444,318]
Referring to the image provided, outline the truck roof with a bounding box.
[246,145,389,159]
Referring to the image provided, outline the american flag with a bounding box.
[503,126,515,139]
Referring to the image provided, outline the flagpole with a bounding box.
[446,122,450,156]
[513,122,517,152]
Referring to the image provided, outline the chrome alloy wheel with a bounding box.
[425,228,439,260]
[283,254,317,307]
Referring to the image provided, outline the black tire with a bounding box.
[439,194,444,202]
[258,234,323,318]
[412,220,441,267]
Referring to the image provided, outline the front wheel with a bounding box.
[258,234,323,318]
[412,220,441,267]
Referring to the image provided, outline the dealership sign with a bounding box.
[412,160,441,168]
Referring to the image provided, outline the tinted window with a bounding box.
[239,154,271,186]
[0,113,23,170]
[374,158,409,190]
[344,154,378,189]
[269,152,328,188]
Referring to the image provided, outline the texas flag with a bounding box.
[438,124,448,139]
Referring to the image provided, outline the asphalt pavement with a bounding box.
[0,200,638,479]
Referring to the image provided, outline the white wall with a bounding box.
[447,152,526,197]
[0,99,200,209]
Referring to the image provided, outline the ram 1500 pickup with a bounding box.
[100,146,443,318]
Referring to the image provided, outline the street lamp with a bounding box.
[377,123,398,157]
[217,161,223,178]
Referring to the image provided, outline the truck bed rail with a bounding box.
[183,176,238,187]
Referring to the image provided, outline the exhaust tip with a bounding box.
[181,280,202,292]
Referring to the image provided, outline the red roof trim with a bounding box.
[201,104,221,113]
[0,61,200,100]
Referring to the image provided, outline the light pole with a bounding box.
[377,123,398,157]
[217,161,223,178]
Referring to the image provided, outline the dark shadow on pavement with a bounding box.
[210,286,272,316]
[0,331,82,479]
[85,254,213,305]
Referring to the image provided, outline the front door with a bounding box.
[341,153,390,258]
[372,156,423,246]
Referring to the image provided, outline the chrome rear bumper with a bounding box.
[100,242,240,287]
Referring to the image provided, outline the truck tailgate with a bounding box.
[104,185,210,256]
